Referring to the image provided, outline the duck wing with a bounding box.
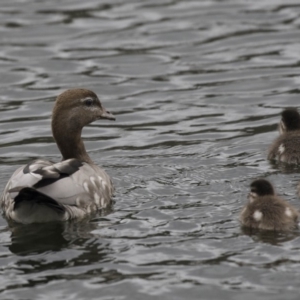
[13,187,66,213]
[2,158,113,213]
[32,160,113,208]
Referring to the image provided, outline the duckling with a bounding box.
[268,108,300,164]
[0,89,115,224]
[240,179,299,231]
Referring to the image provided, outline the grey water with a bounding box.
[1,0,300,299]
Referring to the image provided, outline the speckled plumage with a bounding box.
[240,179,299,231]
[0,89,115,224]
[268,108,300,164]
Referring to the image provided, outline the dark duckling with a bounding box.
[268,108,300,164]
[240,179,299,231]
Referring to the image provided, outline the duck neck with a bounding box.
[52,119,93,164]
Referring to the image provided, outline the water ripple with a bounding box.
[1,0,300,299]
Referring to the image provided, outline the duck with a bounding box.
[268,108,300,164]
[0,88,115,224]
[239,179,299,231]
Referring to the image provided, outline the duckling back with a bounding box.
[240,195,299,231]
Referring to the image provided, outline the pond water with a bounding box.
[1,0,300,299]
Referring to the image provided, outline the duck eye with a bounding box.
[84,98,93,107]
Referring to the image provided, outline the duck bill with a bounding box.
[100,108,115,121]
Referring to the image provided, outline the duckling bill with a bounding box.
[0,89,115,224]
[240,179,299,231]
[268,108,300,164]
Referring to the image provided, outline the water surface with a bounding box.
[1,0,300,299]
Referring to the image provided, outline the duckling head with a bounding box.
[248,179,275,202]
[279,108,300,134]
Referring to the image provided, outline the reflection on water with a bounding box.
[9,222,70,255]
[1,0,300,299]
[241,226,300,245]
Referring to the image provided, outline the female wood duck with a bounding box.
[1,89,115,224]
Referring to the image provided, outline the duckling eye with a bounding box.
[84,98,93,107]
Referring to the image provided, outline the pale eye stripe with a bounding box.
[279,120,286,134]
[80,97,93,103]
[248,192,257,203]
